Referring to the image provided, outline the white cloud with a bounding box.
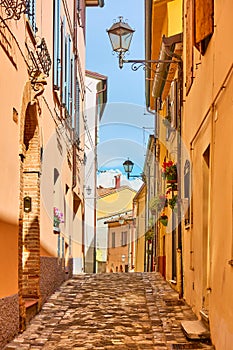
[97,169,143,191]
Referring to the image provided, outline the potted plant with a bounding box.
[53,207,64,233]
[168,194,178,210]
[145,229,154,244]
[159,214,168,226]
[149,195,168,214]
[162,160,177,183]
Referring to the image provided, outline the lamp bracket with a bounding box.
[119,52,182,72]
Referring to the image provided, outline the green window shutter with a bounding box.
[53,0,61,89]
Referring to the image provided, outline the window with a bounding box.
[61,19,72,116]
[75,80,80,136]
[194,0,214,55]
[53,0,61,89]
[27,0,37,32]
[112,232,115,248]
[121,231,127,246]
[170,80,177,129]
[184,160,191,226]
[185,0,194,94]
[62,237,65,258]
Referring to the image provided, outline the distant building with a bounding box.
[96,175,136,273]
[84,70,107,273]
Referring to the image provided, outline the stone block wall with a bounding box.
[0,294,19,348]
[40,257,73,304]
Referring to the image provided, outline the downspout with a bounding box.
[177,58,183,298]
[94,82,107,273]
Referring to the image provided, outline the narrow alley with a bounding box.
[5,273,214,350]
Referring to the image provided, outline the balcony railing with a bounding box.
[26,37,52,77]
[0,0,28,21]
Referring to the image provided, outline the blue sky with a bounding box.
[86,0,154,185]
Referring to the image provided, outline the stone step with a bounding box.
[181,320,210,340]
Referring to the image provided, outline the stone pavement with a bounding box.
[4,273,214,350]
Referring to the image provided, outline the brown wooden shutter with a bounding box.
[195,0,214,44]
[186,0,194,95]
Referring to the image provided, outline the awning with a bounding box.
[152,33,182,99]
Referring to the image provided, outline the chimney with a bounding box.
[114,174,121,189]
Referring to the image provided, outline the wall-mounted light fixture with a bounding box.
[123,158,142,179]
[85,185,92,195]
[107,16,182,70]
[23,196,32,213]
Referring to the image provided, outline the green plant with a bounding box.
[54,207,64,227]
[162,161,177,181]
[159,214,168,226]
[168,195,178,210]
[145,229,154,241]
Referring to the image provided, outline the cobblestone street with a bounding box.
[4,273,214,350]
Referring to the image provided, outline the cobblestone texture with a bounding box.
[4,273,214,350]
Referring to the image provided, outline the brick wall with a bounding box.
[40,257,73,304]
[0,294,19,348]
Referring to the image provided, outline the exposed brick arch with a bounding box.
[18,79,45,330]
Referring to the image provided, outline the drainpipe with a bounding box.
[93,82,107,273]
[177,58,183,298]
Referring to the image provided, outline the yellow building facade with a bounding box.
[133,183,146,272]
[182,1,233,348]
[97,178,136,273]
[145,0,233,348]
[145,0,183,290]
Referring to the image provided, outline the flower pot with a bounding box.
[166,174,177,183]
[53,226,60,234]
[159,216,168,226]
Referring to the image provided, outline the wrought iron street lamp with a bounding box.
[107,16,135,68]
[123,158,142,179]
[107,16,182,70]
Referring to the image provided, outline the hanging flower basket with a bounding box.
[53,207,64,234]
[149,195,168,214]
[159,214,168,226]
[162,161,177,183]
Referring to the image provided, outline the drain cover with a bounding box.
[170,343,203,349]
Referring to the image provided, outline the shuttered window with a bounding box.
[170,80,177,129]
[194,0,214,54]
[66,34,71,114]
[27,0,37,32]
[62,18,66,106]
[184,160,191,226]
[53,0,61,89]
[121,232,127,247]
[112,232,115,248]
[185,0,194,95]
[75,81,80,136]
